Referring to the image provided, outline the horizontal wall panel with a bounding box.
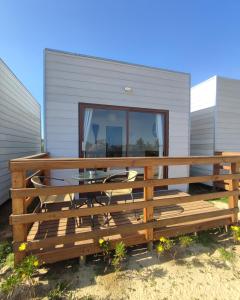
[0,59,41,204]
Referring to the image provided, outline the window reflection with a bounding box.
[82,107,165,160]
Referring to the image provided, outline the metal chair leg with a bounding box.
[131,193,137,218]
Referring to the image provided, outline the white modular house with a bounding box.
[0,59,41,204]
[191,76,240,178]
[44,49,190,191]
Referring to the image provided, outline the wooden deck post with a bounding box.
[144,166,154,250]
[213,163,221,190]
[229,162,239,224]
[11,171,27,265]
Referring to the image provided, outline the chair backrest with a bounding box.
[31,176,48,205]
[104,170,138,194]
[127,170,138,182]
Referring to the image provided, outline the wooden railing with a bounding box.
[9,154,240,265]
[214,152,240,191]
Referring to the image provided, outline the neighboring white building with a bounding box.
[44,49,190,191]
[191,75,240,179]
[0,59,41,204]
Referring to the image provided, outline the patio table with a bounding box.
[72,170,117,226]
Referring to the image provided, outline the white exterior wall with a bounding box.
[0,59,41,205]
[190,107,215,183]
[190,76,240,185]
[190,77,217,184]
[45,49,190,191]
[215,77,240,152]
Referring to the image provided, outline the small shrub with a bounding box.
[48,281,70,300]
[112,242,126,272]
[0,241,12,266]
[98,238,111,271]
[218,247,236,264]
[0,254,39,297]
[1,273,21,296]
[179,235,196,248]
[231,225,240,242]
[98,238,110,258]
[156,237,174,257]
[5,252,14,269]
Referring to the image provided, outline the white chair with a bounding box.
[31,176,75,211]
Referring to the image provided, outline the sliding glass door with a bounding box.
[82,108,126,158]
[80,104,168,162]
[128,111,164,157]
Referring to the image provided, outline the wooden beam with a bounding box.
[9,155,240,171]
[229,162,239,223]
[12,153,49,160]
[154,217,232,240]
[18,208,237,254]
[35,234,147,265]
[10,173,240,198]
[10,190,239,225]
[11,171,27,265]
[143,166,154,242]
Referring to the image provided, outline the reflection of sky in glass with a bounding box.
[84,108,164,157]
[129,112,158,145]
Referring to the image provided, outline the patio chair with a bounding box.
[31,176,76,212]
[101,170,138,225]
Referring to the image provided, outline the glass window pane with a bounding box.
[128,111,165,157]
[83,108,126,158]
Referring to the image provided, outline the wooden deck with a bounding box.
[26,190,232,264]
[10,154,240,265]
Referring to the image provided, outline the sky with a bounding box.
[1,0,240,111]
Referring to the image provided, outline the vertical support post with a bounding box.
[229,162,239,224]
[213,163,221,190]
[11,171,27,265]
[43,153,50,185]
[144,166,154,250]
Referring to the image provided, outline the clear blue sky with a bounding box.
[1,0,240,109]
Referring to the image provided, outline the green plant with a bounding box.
[5,252,14,268]
[0,254,39,297]
[218,247,236,264]
[156,237,174,256]
[48,281,70,300]
[1,273,22,296]
[231,225,240,242]
[98,238,110,258]
[111,241,126,272]
[0,241,12,266]
[179,235,196,248]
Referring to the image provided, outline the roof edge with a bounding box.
[44,48,190,77]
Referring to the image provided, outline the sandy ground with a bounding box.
[24,232,240,300]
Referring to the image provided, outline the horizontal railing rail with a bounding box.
[10,190,238,225]
[11,174,240,198]
[10,155,240,171]
[10,153,240,265]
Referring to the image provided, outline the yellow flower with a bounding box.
[156,244,164,253]
[237,237,240,241]
[99,238,105,246]
[33,260,39,267]
[18,243,26,251]
[159,237,167,243]
[231,226,239,231]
